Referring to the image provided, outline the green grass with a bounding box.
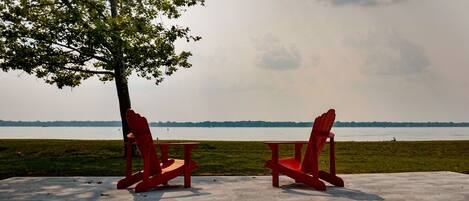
[0,140,468,179]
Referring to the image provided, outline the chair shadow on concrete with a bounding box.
[0,178,119,200]
[0,178,210,201]
[280,183,384,201]
[128,184,211,201]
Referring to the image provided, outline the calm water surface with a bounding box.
[1,127,469,141]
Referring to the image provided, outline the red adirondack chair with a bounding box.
[265,109,344,191]
[117,109,198,192]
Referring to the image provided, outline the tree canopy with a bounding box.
[0,0,204,88]
[1,0,205,152]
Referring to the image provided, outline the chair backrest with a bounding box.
[126,109,162,175]
[300,109,336,173]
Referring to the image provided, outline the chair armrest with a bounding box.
[157,142,199,163]
[264,141,308,144]
[157,142,199,146]
[265,141,306,162]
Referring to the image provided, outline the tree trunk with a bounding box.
[114,64,132,156]
[109,0,136,156]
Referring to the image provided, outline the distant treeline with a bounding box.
[1,120,469,127]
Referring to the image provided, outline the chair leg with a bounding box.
[319,137,344,187]
[268,144,280,187]
[117,171,144,189]
[135,181,150,193]
[272,168,279,187]
[184,171,191,188]
[304,176,326,191]
[319,170,344,187]
[329,137,336,176]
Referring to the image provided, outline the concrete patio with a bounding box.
[0,172,468,200]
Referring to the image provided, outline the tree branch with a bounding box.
[30,2,62,8]
[60,0,73,9]
[51,41,109,63]
[40,59,115,76]
[19,36,110,63]
[63,67,115,76]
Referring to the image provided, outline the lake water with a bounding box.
[1,127,469,141]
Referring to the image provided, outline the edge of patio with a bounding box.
[1,171,468,201]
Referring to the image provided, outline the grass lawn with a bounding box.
[0,140,468,179]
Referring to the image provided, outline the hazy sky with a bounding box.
[1,0,469,122]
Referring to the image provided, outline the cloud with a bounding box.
[348,30,430,75]
[254,34,302,71]
[321,0,407,6]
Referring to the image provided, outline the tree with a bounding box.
[0,0,204,154]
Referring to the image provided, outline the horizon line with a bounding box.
[1,120,469,123]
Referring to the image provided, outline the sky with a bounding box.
[1,0,469,122]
